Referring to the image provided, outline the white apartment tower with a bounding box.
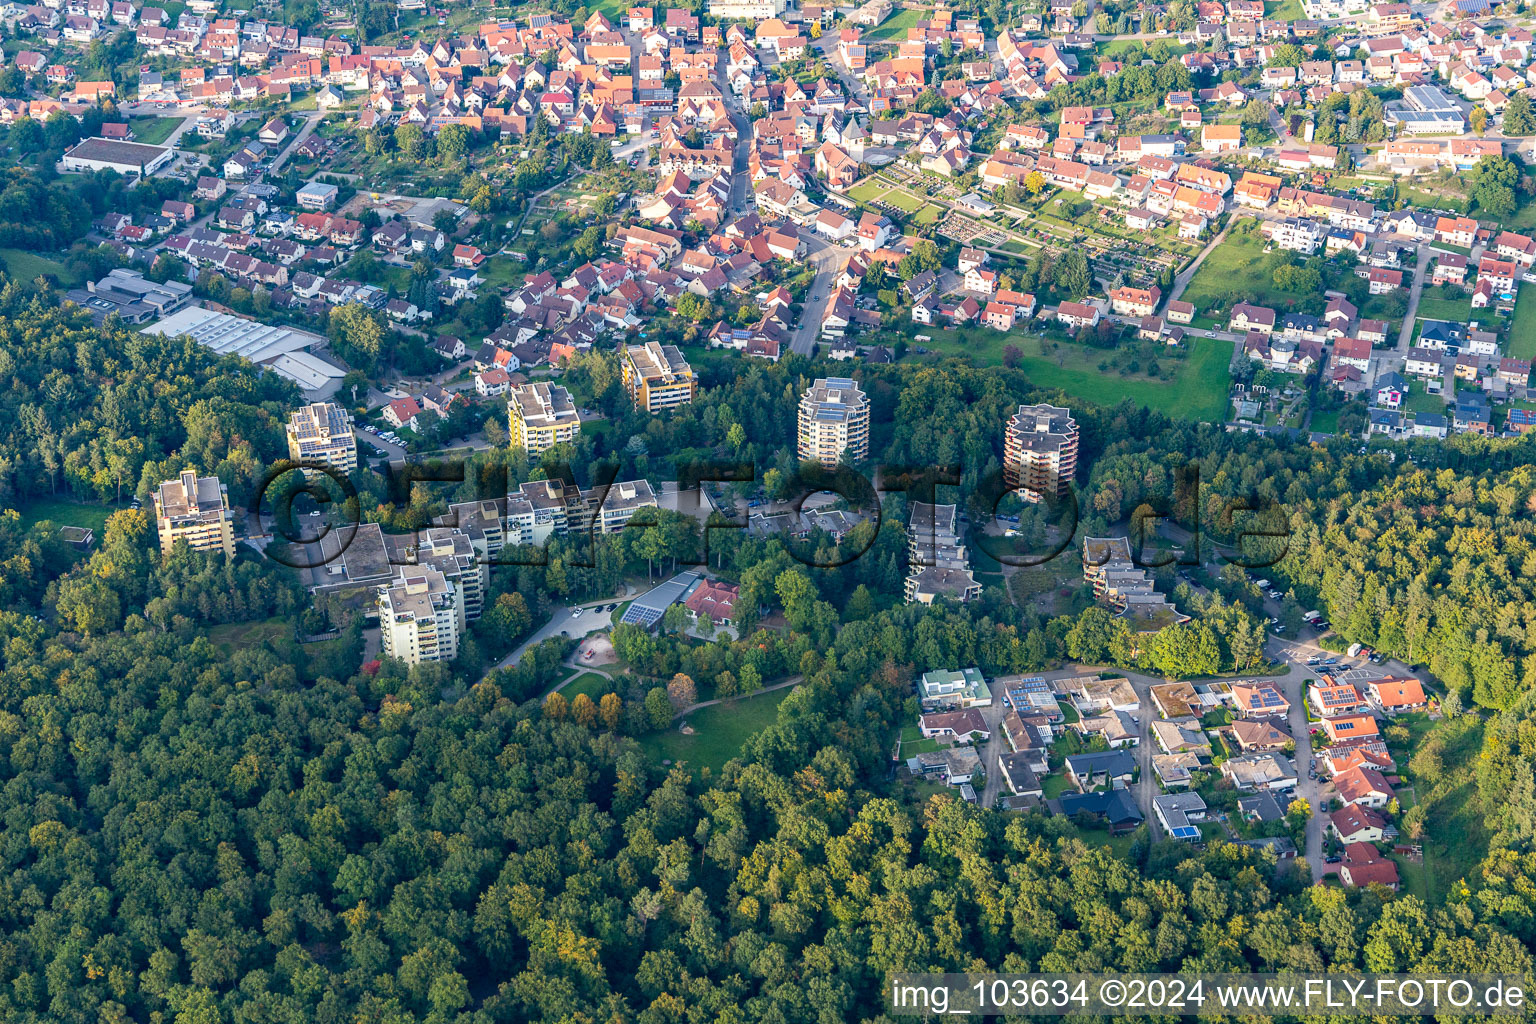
[797,377,870,467]
[378,567,462,666]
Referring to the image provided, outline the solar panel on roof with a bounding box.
[621,605,665,627]
[1171,826,1201,839]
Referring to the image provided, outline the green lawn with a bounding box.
[559,672,613,701]
[1400,387,1446,418]
[1415,289,1473,325]
[206,616,292,656]
[640,686,793,774]
[1403,716,1487,903]
[128,115,183,145]
[1179,228,1319,314]
[909,326,1231,421]
[1310,408,1340,434]
[481,257,526,288]
[1076,827,1140,859]
[913,204,943,224]
[1042,773,1074,799]
[15,496,118,535]
[863,7,929,41]
[1266,0,1305,18]
[847,180,886,202]
[1011,334,1234,423]
[1510,197,1536,231]
[1510,288,1536,360]
[849,182,924,213]
[1392,853,1433,902]
[0,248,77,286]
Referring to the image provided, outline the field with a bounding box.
[1510,288,1536,360]
[863,7,929,41]
[918,329,1233,422]
[128,116,184,145]
[206,617,292,656]
[1404,716,1488,903]
[1178,228,1318,313]
[0,248,76,286]
[15,496,117,534]
[640,687,793,773]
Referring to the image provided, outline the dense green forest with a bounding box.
[3,298,1536,1022]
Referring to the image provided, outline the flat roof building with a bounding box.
[152,469,234,558]
[622,341,696,413]
[378,567,461,666]
[143,306,345,395]
[509,382,581,455]
[295,180,340,210]
[906,501,980,604]
[68,268,193,324]
[620,571,703,629]
[797,377,869,467]
[61,137,175,176]
[286,401,356,476]
[584,479,659,534]
[1004,403,1078,499]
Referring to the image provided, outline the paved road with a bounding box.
[1269,652,1324,881]
[790,232,853,356]
[482,593,635,680]
[354,426,405,461]
[978,695,1009,808]
[1393,244,1431,360]
[159,113,199,150]
[267,110,323,178]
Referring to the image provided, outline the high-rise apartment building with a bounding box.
[797,377,869,467]
[1004,403,1078,499]
[152,469,235,558]
[378,567,462,665]
[622,341,697,413]
[508,382,581,455]
[285,401,357,475]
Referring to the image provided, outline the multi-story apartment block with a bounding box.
[1003,403,1078,499]
[435,499,509,564]
[152,468,235,558]
[285,401,356,475]
[378,567,461,665]
[408,527,487,621]
[583,479,660,533]
[506,477,587,547]
[622,341,697,413]
[905,501,981,603]
[509,382,581,455]
[797,377,869,467]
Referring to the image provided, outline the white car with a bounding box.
[571,607,584,618]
